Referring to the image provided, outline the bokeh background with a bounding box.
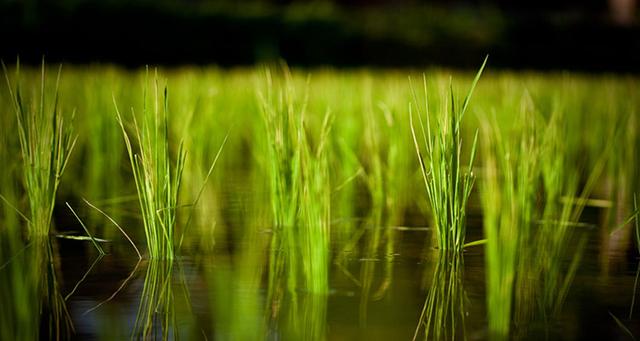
[1,0,638,72]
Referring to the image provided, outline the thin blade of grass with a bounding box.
[82,198,142,259]
[609,311,637,341]
[65,202,105,255]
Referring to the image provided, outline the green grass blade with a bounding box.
[65,202,106,255]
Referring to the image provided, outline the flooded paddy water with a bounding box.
[16,213,640,340]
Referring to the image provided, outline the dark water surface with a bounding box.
[36,225,637,340]
[3,184,640,340]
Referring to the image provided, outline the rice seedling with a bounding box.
[478,82,627,338]
[259,66,333,295]
[166,69,233,252]
[479,91,600,337]
[479,107,539,339]
[409,57,486,251]
[2,61,77,238]
[524,105,595,319]
[516,87,623,330]
[114,70,186,260]
[1,62,639,340]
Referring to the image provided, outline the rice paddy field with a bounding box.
[1,61,640,340]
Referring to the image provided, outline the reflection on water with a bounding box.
[0,147,638,341]
[268,289,328,340]
[206,221,267,340]
[133,261,176,340]
[267,231,329,340]
[414,252,466,341]
[0,225,639,340]
[0,236,72,340]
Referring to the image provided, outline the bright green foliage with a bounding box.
[2,62,77,237]
[410,57,486,251]
[479,110,538,338]
[1,63,639,339]
[115,71,186,260]
[480,98,606,337]
[260,67,332,294]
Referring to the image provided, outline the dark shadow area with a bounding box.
[0,1,639,72]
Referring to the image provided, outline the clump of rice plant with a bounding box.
[517,103,591,321]
[409,57,486,251]
[115,70,186,260]
[2,61,77,238]
[479,109,539,339]
[259,66,332,294]
[480,95,606,337]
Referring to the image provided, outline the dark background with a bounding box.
[1,0,638,72]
